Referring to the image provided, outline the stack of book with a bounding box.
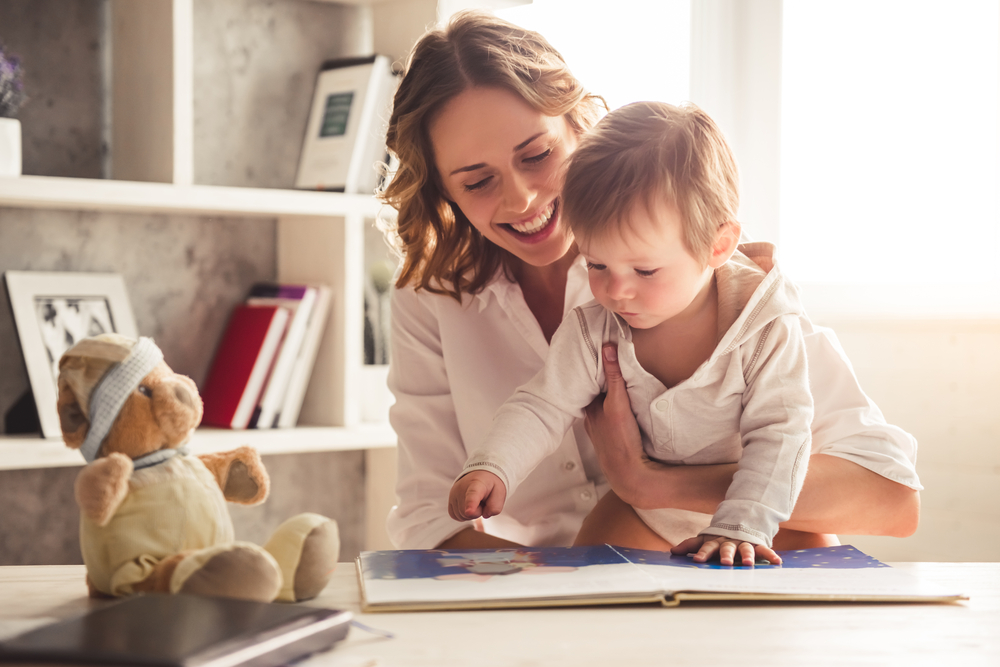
[201,283,332,430]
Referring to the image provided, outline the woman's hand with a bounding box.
[671,534,782,567]
[583,344,647,502]
[583,348,915,541]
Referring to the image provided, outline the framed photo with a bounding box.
[295,54,398,194]
[4,271,138,439]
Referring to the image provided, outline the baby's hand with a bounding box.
[448,471,507,522]
[670,534,782,566]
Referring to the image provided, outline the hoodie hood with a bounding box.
[713,241,805,358]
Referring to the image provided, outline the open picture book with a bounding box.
[356,544,965,612]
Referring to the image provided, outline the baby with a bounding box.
[449,101,814,566]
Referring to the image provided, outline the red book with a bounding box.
[201,304,291,429]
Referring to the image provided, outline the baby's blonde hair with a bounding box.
[379,10,603,300]
[563,102,740,262]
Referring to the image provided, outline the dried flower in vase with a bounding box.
[0,43,27,119]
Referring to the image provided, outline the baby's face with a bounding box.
[578,199,715,330]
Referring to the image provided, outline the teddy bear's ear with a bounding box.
[57,337,130,423]
[57,373,89,449]
[57,338,131,450]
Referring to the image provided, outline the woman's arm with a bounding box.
[385,286,480,549]
[784,453,919,537]
[585,344,920,537]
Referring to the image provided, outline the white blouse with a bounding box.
[385,256,921,549]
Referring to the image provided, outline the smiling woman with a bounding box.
[428,86,578,271]
[378,11,612,550]
[381,12,602,304]
[378,10,922,556]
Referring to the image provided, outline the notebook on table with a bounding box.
[0,593,351,667]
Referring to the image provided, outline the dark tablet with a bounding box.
[0,593,352,667]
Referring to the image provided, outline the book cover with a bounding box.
[276,285,331,428]
[0,593,351,667]
[246,283,318,429]
[295,55,399,194]
[356,545,966,612]
[201,304,290,429]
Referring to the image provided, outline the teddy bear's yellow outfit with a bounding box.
[80,454,252,596]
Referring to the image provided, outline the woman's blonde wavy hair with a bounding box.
[378,10,603,301]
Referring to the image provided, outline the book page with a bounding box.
[617,545,961,600]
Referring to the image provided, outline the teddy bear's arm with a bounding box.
[198,446,270,505]
[74,453,134,526]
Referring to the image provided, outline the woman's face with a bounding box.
[429,86,578,268]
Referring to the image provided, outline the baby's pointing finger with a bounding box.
[462,490,484,520]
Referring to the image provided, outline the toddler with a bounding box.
[449,101,814,566]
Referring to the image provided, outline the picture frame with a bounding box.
[295,54,398,194]
[4,271,138,439]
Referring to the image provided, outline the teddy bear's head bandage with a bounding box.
[79,337,165,465]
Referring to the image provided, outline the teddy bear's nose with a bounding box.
[174,384,197,410]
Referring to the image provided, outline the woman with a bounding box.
[379,10,921,552]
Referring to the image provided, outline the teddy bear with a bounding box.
[56,332,339,603]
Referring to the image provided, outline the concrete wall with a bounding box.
[0,0,106,178]
[193,0,372,188]
[0,0,371,565]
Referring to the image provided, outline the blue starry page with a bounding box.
[356,545,964,611]
[616,545,964,606]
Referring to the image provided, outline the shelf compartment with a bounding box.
[0,423,396,471]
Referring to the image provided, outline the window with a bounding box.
[779,0,1000,316]
[498,1,691,110]
[502,0,1000,317]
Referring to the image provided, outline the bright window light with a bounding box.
[497,1,690,110]
[779,0,1000,288]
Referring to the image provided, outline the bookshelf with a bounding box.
[0,0,523,551]
[0,0,415,550]
[0,174,395,466]
[0,0,405,456]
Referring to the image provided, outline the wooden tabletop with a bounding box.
[1,562,997,666]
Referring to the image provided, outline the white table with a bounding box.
[1,562,997,666]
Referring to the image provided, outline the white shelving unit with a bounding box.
[0,173,396,465]
[0,172,399,547]
[0,0,418,549]
[2,0,521,550]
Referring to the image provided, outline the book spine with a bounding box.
[248,283,310,300]
[231,307,290,429]
[277,286,331,428]
[254,287,317,429]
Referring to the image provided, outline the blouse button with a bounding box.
[655,399,668,411]
[564,461,576,471]
[580,490,593,501]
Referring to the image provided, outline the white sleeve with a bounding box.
[803,321,922,489]
[704,314,814,546]
[463,308,603,494]
[384,286,475,549]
